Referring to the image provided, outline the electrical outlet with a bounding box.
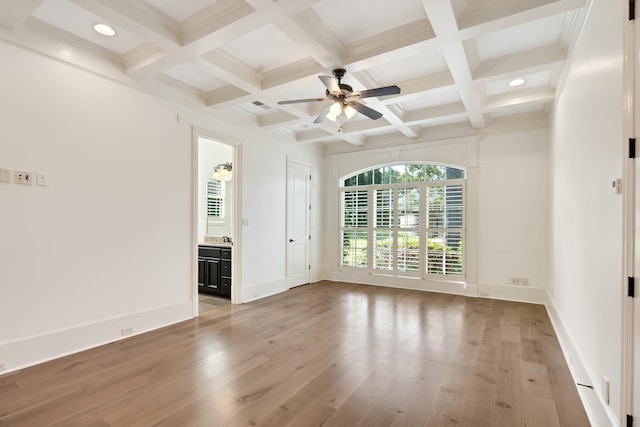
[0,361,7,372]
[0,168,10,183]
[520,278,529,286]
[121,327,133,336]
[14,170,32,184]
[510,277,520,286]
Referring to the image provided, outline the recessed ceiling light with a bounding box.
[508,78,525,87]
[93,23,116,37]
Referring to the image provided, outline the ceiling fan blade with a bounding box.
[319,76,341,96]
[277,98,329,105]
[350,101,383,120]
[313,105,331,124]
[350,85,401,99]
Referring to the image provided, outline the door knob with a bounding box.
[289,239,295,242]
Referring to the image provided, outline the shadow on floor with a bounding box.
[198,293,230,313]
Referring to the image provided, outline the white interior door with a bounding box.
[287,159,311,288]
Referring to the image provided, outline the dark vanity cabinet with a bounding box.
[198,246,231,298]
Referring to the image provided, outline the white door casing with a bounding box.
[287,158,311,288]
[628,4,637,421]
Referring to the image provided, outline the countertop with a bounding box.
[198,242,232,248]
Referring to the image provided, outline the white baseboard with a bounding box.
[476,283,550,305]
[545,303,619,427]
[326,271,550,305]
[0,300,194,375]
[310,269,323,283]
[329,270,467,295]
[241,278,287,303]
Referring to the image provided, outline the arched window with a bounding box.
[340,163,465,279]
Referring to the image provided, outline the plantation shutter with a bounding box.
[207,180,224,218]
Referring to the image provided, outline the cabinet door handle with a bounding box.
[289,239,295,242]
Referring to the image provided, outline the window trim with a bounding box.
[339,165,465,281]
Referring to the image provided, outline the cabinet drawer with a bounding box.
[221,260,231,277]
[220,277,231,298]
[221,249,231,259]
[199,247,221,258]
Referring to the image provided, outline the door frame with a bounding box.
[623,3,636,422]
[192,127,243,314]
[286,156,311,288]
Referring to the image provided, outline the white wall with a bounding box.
[477,129,550,299]
[0,41,194,370]
[0,39,325,372]
[549,0,624,424]
[322,128,551,304]
[240,136,325,301]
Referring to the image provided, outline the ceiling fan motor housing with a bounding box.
[332,68,346,81]
[326,83,353,98]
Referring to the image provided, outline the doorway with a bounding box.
[195,133,240,312]
[286,158,311,288]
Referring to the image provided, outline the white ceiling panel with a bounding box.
[163,62,227,92]
[400,91,461,111]
[143,0,218,22]
[311,0,428,45]
[366,50,448,85]
[484,70,551,96]
[33,0,145,54]
[475,14,565,61]
[490,103,544,118]
[219,24,309,73]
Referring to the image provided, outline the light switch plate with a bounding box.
[0,168,10,183]
[37,172,49,186]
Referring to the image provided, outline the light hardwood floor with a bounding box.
[0,281,590,426]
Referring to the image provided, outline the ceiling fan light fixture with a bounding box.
[508,78,525,87]
[93,23,116,37]
[343,104,357,120]
[326,101,342,121]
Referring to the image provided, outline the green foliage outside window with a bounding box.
[343,164,464,187]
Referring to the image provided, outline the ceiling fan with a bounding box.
[277,68,401,124]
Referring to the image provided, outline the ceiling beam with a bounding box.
[274,9,344,70]
[473,44,566,83]
[344,20,437,70]
[0,0,43,30]
[180,0,255,46]
[458,0,586,37]
[421,0,485,128]
[482,86,555,112]
[350,70,420,139]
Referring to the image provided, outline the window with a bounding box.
[340,163,465,279]
[341,189,368,268]
[207,179,224,218]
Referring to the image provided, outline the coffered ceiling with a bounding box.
[0,0,588,146]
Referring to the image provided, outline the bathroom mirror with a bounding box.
[198,136,233,243]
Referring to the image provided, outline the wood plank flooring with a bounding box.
[0,281,590,426]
